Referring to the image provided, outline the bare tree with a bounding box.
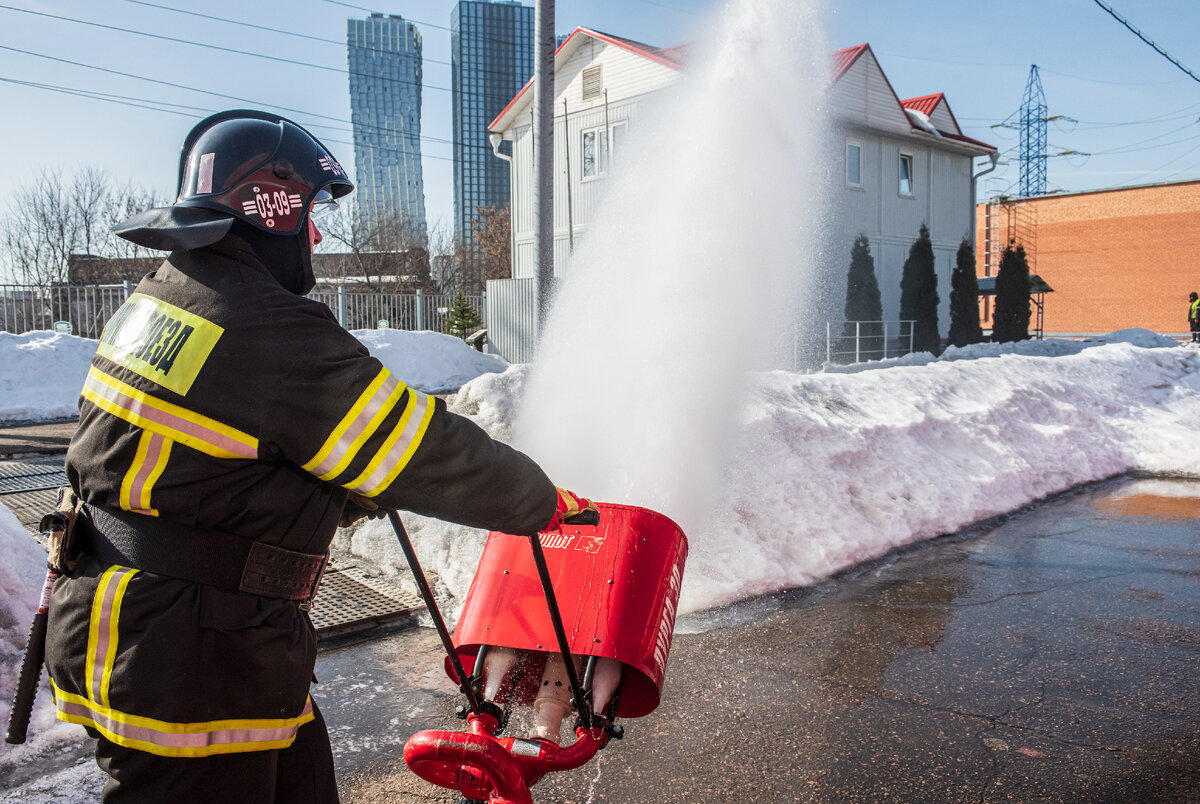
[103,181,171,260]
[317,199,429,289]
[472,204,512,287]
[0,167,167,284]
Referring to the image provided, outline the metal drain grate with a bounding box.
[310,561,423,645]
[0,456,67,493]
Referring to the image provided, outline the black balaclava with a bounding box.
[226,218,316,295]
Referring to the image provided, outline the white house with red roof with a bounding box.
[828,43,997,329]
[485,31,996,361]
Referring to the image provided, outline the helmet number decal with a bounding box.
[240,185,304,229]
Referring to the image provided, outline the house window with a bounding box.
[581,122,627,179]
[846,140,862,188]
[899,152,914,197]
[582,65,603,101]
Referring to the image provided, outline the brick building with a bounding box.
[976,179,1200,338]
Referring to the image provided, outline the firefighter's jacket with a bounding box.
[45,236,556,757]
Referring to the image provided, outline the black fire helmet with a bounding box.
[114,110,353,251]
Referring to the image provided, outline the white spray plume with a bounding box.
[515,0,832,537]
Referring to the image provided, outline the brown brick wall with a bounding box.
[976,180,1200,335]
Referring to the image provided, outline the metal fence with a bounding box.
[0,283,484,338]
[0,283,134,338]
[823,320,916,365]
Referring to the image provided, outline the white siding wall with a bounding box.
[828,51,912,136]
[927,102,958,134]
[504,38,680,280]
[835,129,977,335]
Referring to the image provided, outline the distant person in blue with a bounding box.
[1190,292,1199,343]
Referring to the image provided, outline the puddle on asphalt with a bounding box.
[1092,478,1200,521]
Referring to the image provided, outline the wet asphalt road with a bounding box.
[320,477,1200,804]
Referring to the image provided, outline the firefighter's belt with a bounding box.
[76,504,328,604]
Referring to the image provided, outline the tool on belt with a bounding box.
[6,487,79,744]
[5,487,330,744]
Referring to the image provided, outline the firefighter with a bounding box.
[42,109,595,803]
[1190,292,1199,343]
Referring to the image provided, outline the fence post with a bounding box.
[123,280,134,300]
[337,286,347,328]
[855,321,861,364]
[882,321,889,359]
[826,322,832,365]
[481,290,487,327]
[415,289,424,331]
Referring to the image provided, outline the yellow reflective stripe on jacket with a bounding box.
[52,681,315,757]
[85,566,138,708]
[119,430,173,516]
[82,367,258,460]
[345,388,435,498]
[302,368,405,481]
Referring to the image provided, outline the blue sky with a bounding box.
[0,0,1197,233]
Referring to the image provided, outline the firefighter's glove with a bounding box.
[545,487,599,531]
[339,493,383,528]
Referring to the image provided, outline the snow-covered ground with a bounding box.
[1,326,1199,793]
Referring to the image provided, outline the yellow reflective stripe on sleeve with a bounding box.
[86,566,138,708]
[301,368,405,481]
[51,681,315,758]
[82,367,257,460]
[345,389,435,498]
[119,431,172,516]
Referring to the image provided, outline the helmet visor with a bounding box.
[310,188,339,220]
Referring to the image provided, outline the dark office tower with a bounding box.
[347,13,427,245]
[452,1,533,247]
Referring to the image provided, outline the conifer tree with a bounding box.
[443,291,483,340]
[992,244,1032,342]
[899,223,940,355]
[841,234,884,361]
[947,237,984,347]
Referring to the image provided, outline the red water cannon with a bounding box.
[388,504,688,804]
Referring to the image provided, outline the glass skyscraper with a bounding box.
[451,1,533,246]
[347,14,427,244]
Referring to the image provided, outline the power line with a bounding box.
[1092,0,1200,84]
[0,44,452,148]
[0,4,453,94]
[0,70,465,167]
[120,0,538,84]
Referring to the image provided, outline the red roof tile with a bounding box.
[901,93,944,116]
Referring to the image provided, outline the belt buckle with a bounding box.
[299,551,330,612]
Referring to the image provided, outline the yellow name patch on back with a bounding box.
[96,294,222,396]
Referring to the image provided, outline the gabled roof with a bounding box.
[831,43,870,83]
[492,33,995,153]
[490,27,684,133]
[901,93,944,118]
[833,44,994,152]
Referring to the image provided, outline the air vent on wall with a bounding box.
[582,66,602,101]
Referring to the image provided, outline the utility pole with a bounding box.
[532,0,555,338]
[1019,65,1047,197]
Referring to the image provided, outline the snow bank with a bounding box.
[336,337,1200,616]
[0,328,507,424]
[0,332,97,423]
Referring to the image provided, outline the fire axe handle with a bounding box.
[6,567,59,745]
